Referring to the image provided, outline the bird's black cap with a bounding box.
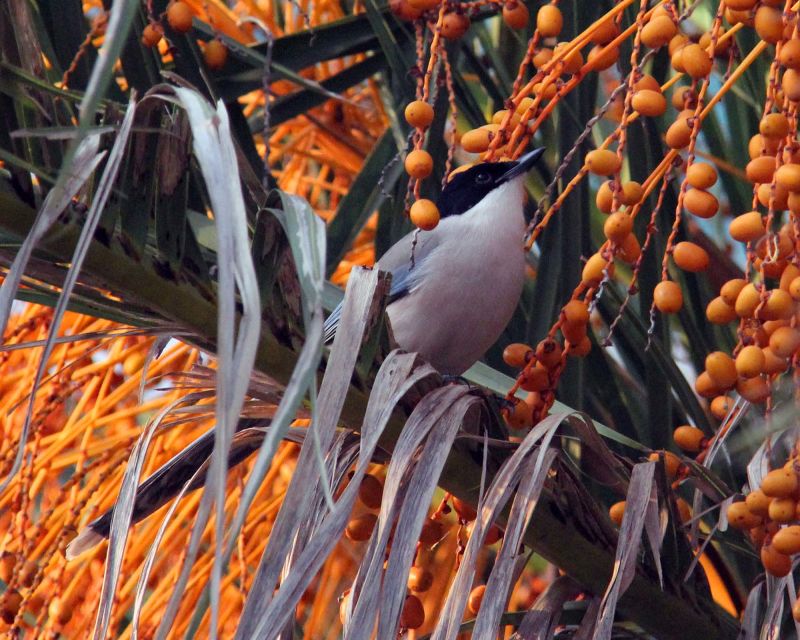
[437,147,545,219]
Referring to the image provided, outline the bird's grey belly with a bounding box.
[386,262,524,375]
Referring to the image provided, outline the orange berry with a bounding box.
[784,68,800,102]
[358,474,384,509]
[609,500,626,525]
[726,501,761,529]
[166,1,193,33]
[533,81,557,100]
[406,0,439,9]
[758,181,790,209]
[763,289,794,320]
[0,590,21,625]
[705,351,738,389]
[695,371,719,398]
[780,263,800,291]
[665,115,693,149]
[648,450,682,479]
[706,297,737,324]
[769,326,800,358]
[141,23,163,48]
[746,156,776,184]
[440,12,470,39]
[562,300,589,326]
[673,425,705,453]
[761,112,791,139]
[762,543,793,577]
[721,278,747,305]
[201,39,230,70]
[603,211,633,243]
[790,276,800,300]
[763,347,789,374]
[640,15,677,48]
[685,189,719,219]
[745,489,772,517]
[504,398,533,429]
[585,149,621,175]
[749,133,781,159]
[595,181,614,213]
[502,1,529,29]
[773,525,800,555]
[776,163,800,191]
[769,497,797,523]
[620,181,644,205]
[590,17,620,45]
[491,109,520,127]
[582,252,614,285]
[618,233,641,264]
[654,280,683,314]
[553,42,584,74]
[672,241,709,272]
[570,334,592,357]
[389,0,423,20]
[755,5,784,43]
[536,5,563,37]
[409,199,440,230]
[710,394,734,419]
[725,8,755,26]
[725,0,757,8]
[468,585,486,615]
[503,342,533,368]
[729,211,765,242]
[400,594,425,629]
[405,149,433,179]
[345,513,377,541]
[536,337,563,368]
[519,364,550,392]
[419,519,445,545]
[681,44,713,78]
[633,74,661,92]
[531,48,554,68]
[461,126,496,153]
[781,38,800,69]
[632,89,667,117]
[736,345,765,378]
[404,101,434,128]
[686,162,717,189]
[736,376,770,403]
[587,44,619,70]
[672,85,697,110]
[761,468,797,498]
[408,566,434,592]
[452,496,478,521]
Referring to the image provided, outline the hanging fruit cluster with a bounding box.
[338,485,536,633]
[726,461,800,620]
[140,1,229,70]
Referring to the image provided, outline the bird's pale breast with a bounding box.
[385,183,526,374]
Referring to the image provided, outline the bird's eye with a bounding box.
[475,173,492,184]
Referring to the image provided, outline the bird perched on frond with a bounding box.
[324,146,545,375]
[66,148,545,558]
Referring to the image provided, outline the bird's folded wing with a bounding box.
[324,228,441,342]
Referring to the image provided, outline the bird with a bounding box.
[324,146,545,375]
[65,148,544,559]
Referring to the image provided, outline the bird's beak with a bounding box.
[496,147,546,183]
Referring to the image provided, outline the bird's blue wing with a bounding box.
[323,262,414,343]
[324,228,440,343]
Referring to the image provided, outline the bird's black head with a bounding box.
[436,147,545,219]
